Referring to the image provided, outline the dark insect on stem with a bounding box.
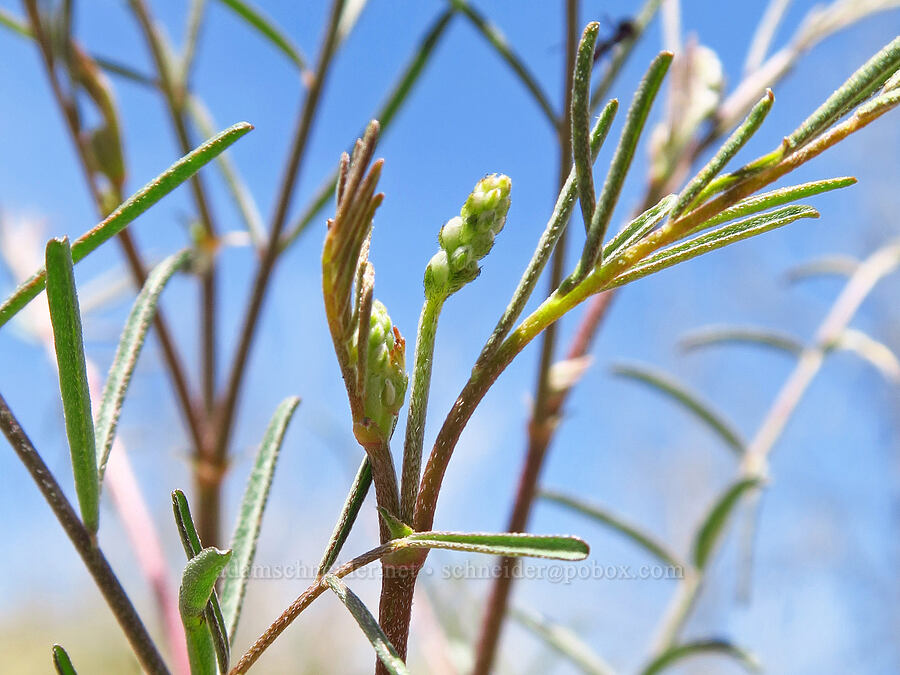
[593,18,636,63]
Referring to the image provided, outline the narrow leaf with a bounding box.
[688,177,855,237]
[378,506,414,539]
[832,328,900,382]
[96,250,191,480]
[221,396,300,641]
[0,8,31,38]
[172,490,230,673]
[681,324,804,356]
[324,575,411,675]
[45,238,99,534]
[572,22,600,230]
[52,645,78,675]
[541,490,682,569]
[0,122,253,329]
[785,35,900,151]
[640,639,761,675]
[317,457,373,576]
[673,90,774,217]
[188,98,266,247]
[214,0,308,71]
[693,478,761,570]
[786,254,859,282]
[403,532,589,561]
[477,98,618,362]
[512,606,614,675]
[609,205,819,289]
[565,51,673,289]
[179,547,233,675]
[603,193,677,260]
[612,363,745,455]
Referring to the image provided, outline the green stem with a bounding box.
[399,293,446,523]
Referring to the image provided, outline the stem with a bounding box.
[376,570,419,675]
[399,293,445,523]
[229,541,399,674]
[471,2,577,671]
[647,243,900,656]
[0,393,169,675]
[208,0,346,545]
[21,0,206,457]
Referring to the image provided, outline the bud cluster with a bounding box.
[425,173,512,298]
[358,300,408,438]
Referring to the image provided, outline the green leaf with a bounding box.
[610,205,819,289]
[831,328,900,382]
[220,396,300,641]
[214,0,308,71]
[785,35,900,151]
[603,193,677,261]
[612,362,745,455]
[572,22,601,231]
[565,51,673,289]
[688,177,855,237]
[95,250,191,481]
[317,457,373,576]
[589,0,663,110]
[477,98,618,362]
[188,98,266,247]
[541,490,682,569]
[378,506,414,539]
[179,547,233,675]
[693,478,761,570]
[52,644,78,675]
[324,575,411,675]
[0,122,253,329]
[172,490,230,673]
[45,238,99,534]
[680,325,804,356]
[512,606,614,675]
[403,532,589,560]
[673,90,774,217]
[640,639,761,675]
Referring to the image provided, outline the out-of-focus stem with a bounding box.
[470,1,576,671]
[0,393,169,675]
[648,243,900,656]
[21,0,205,457]
[209,0,347,547]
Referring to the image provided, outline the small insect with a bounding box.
[593,18,637,63]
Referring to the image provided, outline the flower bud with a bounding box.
[361,300,408,438]
[428,173,511,297]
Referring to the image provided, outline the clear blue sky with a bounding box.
[1,1,899,672]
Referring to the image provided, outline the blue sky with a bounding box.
[1,1,899,672]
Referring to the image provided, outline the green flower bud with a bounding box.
[360,300,408,438]
[424,250,450,298]
[426,173,511,298]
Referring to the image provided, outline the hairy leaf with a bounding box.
[45,238,99,534]
[96,250,191,480]
[221,396,300,640]
[403,531,589,560]
[0,122,253,328]
[324,575,410,675]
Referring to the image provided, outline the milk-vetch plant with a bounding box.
[0,2,899,674]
